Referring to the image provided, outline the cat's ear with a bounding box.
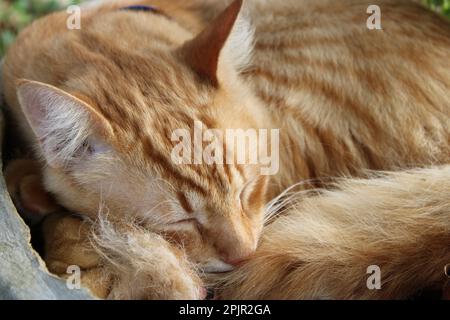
[16,80,113,167]
[179,0,253,86]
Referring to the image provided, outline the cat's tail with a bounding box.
[214,165,450,299]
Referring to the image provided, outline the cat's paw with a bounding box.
[107,259,206,300]
[42,213,113,298]
[42,214,205,300]
[96,223,206,300]
[4,159,59,224]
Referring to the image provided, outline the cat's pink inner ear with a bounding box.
[179,0,244,86]
[16,80,112,167]
[16,82,45,138]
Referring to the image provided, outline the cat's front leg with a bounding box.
[42,214,112,298]
[42,214,206,300]
[91,218,206,300]
[4,159,60,224]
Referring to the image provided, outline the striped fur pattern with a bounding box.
[3,0,269,278]
[245,0,450,194]
[2,0,450,299]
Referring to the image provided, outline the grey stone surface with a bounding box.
[0,58,93,300]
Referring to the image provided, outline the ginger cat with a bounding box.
[3,0,450,299]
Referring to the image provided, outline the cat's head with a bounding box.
[16,0,270,272]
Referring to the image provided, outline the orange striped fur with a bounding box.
[3,0,450,299]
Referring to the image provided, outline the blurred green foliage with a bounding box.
[424,0,450,16]
[0,0,450,57]
[0,0,80,56]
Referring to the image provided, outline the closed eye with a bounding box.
[168,218,197,226]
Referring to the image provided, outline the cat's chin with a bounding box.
[201,260,235,274]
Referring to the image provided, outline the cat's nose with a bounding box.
[225,258,247,267]
[213,216,258,266]
[216,234,258,267]
[223,248,256,266]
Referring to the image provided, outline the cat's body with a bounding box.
[3,0,450,299]
[246,0,450,191]
[7,0,450,194]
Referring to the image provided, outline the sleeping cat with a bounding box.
[3,0,450,299]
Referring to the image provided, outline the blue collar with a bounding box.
[121,5,170,19]
[121,5,158,12]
